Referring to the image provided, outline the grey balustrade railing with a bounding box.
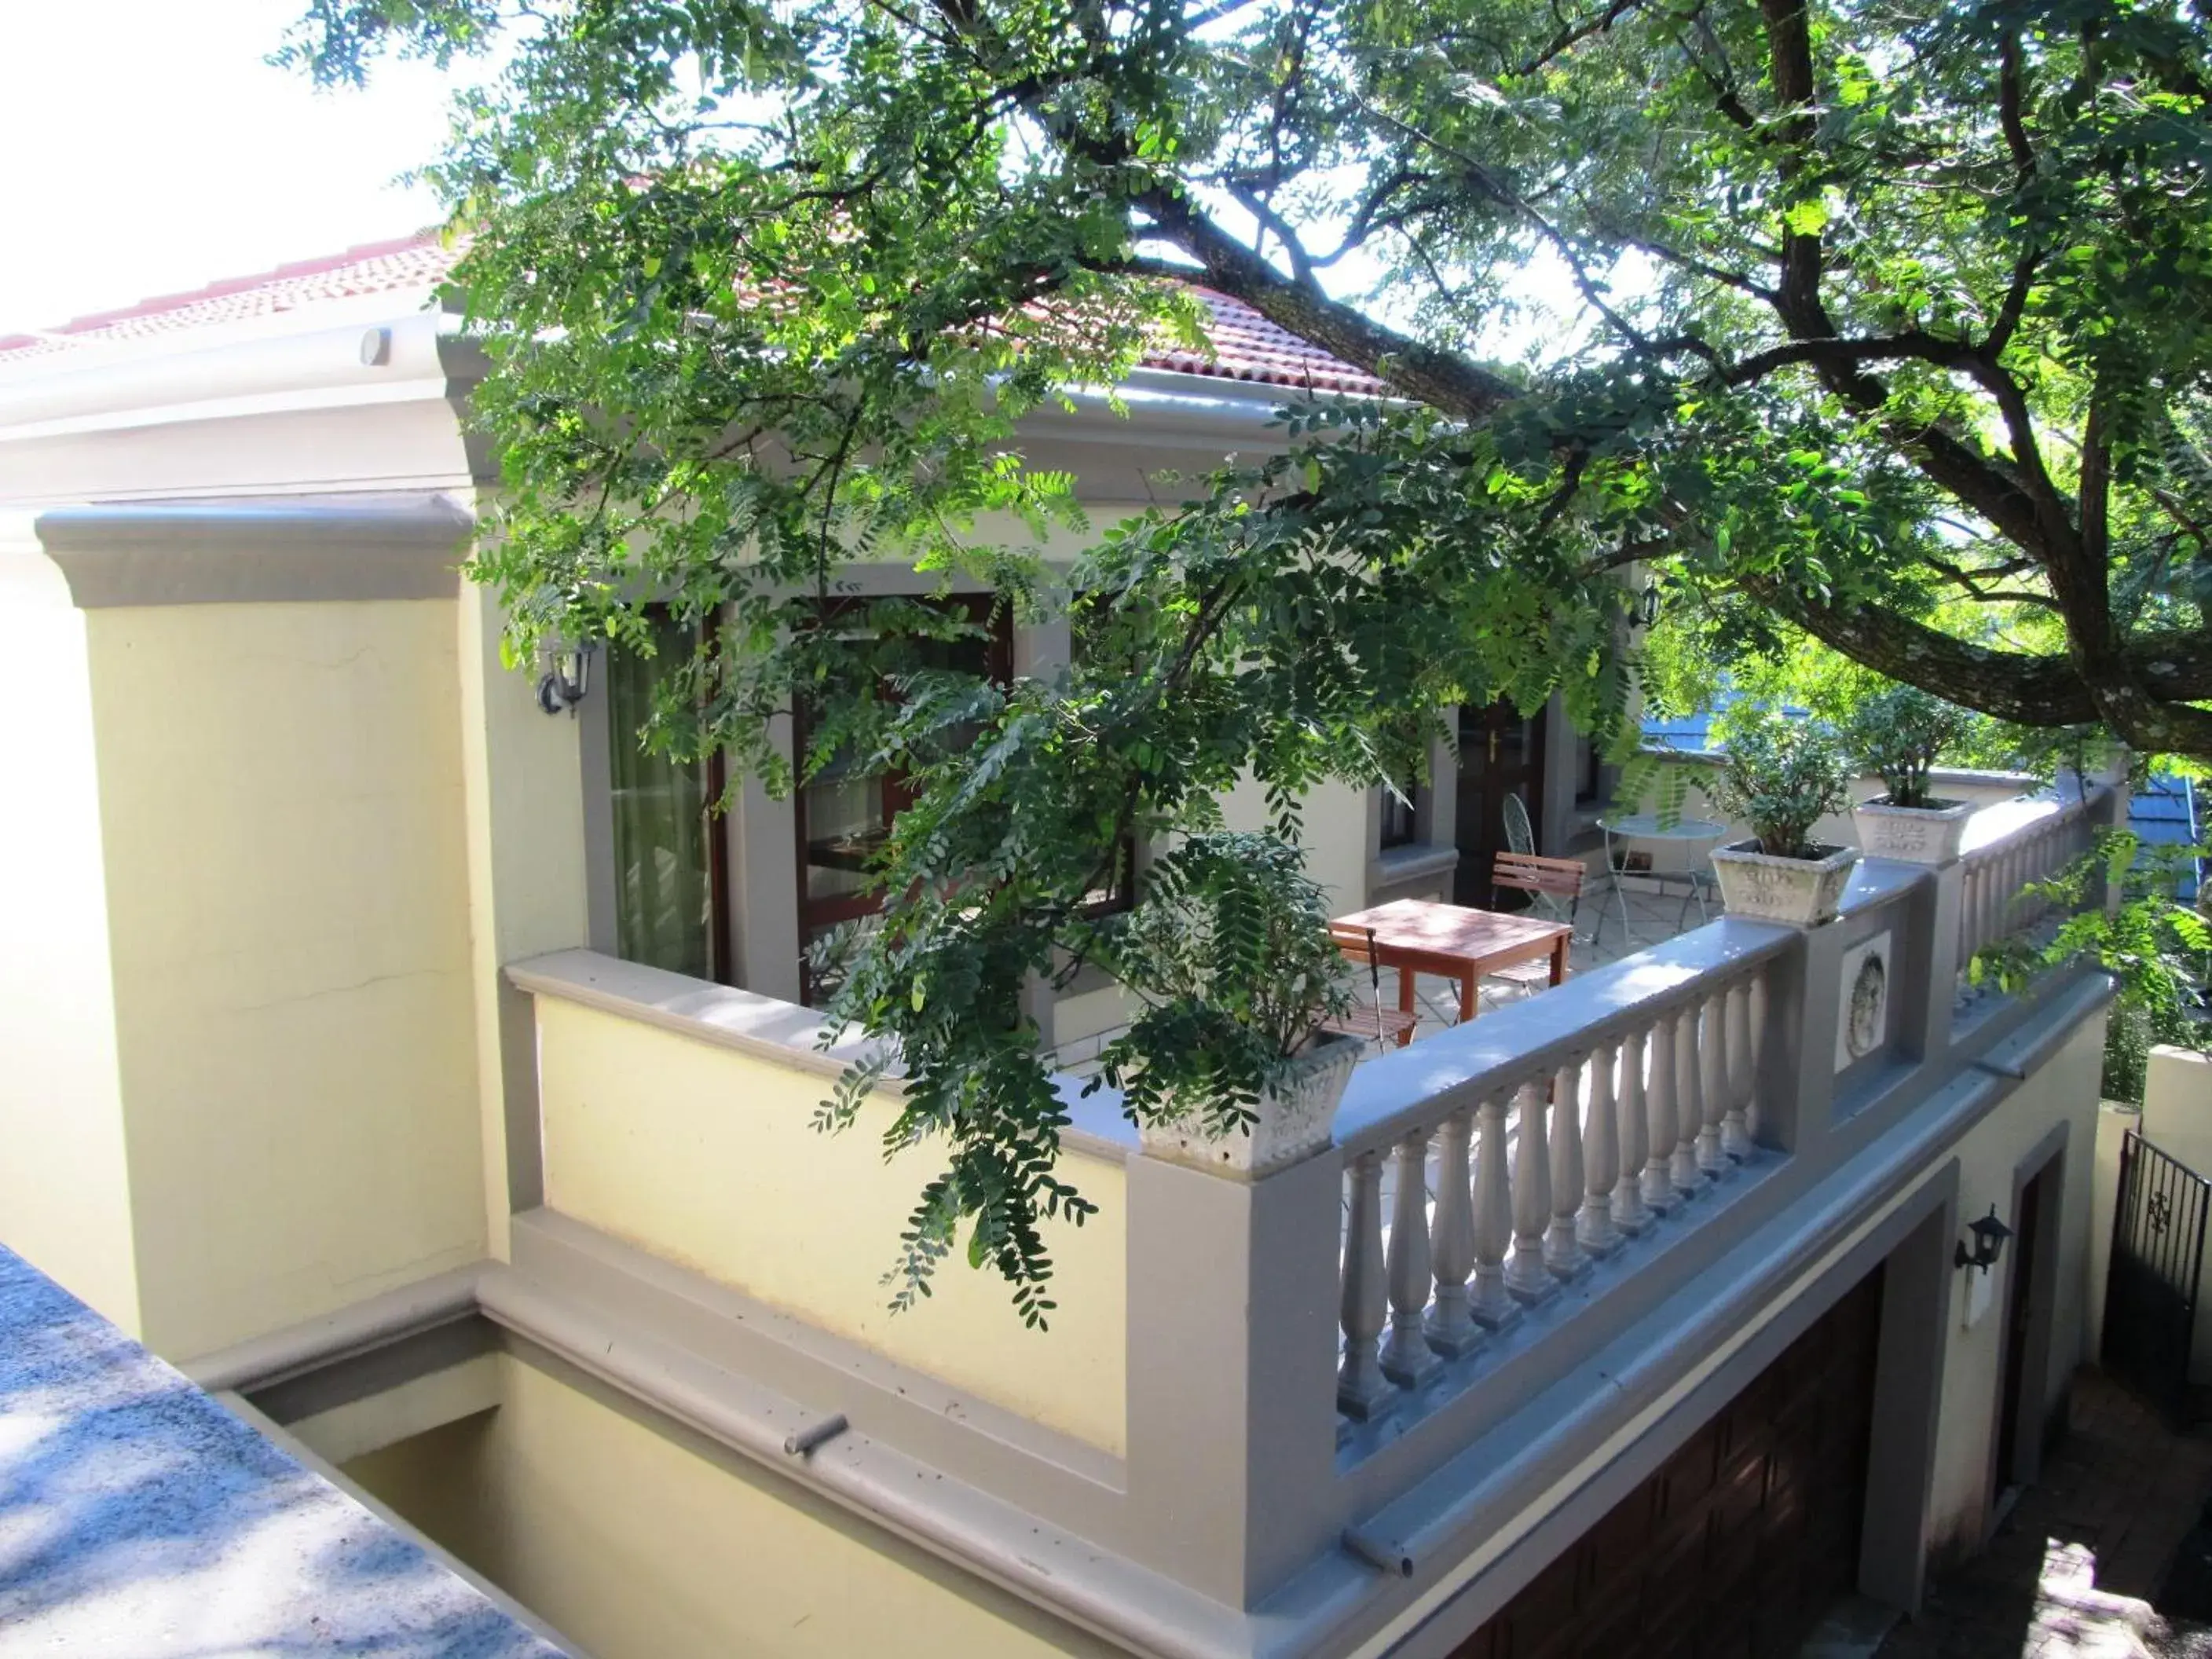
[1956,781,2111,969]
[1331,950,1782,1423]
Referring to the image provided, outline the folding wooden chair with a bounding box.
[1320,925,1421,1050]
[1485,852,1588,1001]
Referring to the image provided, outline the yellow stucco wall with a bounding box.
[346,1352,1119,1659]
[1924,1008,2107,1558]
[82,599,489,1361]
[0,542,140,1328]
[1218,772,1370,911]
[535,997,1128,1454]
[455,574,591,1260]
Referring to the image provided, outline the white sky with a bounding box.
[0,0,466,337]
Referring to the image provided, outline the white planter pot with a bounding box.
[1853,796,1974,865]
[1138,1035,1361,1179]
[1708,840,1861,928]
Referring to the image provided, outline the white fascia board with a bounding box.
[0,307,475,445]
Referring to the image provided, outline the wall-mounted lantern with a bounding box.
[1633,582,1663,630]
[1954,1204,2013,1275]
[536,639,597,718]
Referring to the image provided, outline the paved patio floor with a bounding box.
[1866,1369,2212,1659]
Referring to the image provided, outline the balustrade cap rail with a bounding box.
[1960,779,2111,865]
[1332,919,1796,1164]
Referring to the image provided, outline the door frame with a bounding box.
[1452,697,1555,906]
[1991,1125,2071,1503]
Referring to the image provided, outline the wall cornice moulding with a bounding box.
[30,493,475,606]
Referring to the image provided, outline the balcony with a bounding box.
[468,775,2124,1655]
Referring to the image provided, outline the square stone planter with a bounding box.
[1708,840,1861,928]
[1853,796,1974,865]
[1138,1035,1361,1178]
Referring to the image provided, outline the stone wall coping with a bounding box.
[0,1244,571,1657]
[1331,917,1800,1163]
[505,947,1137,1161]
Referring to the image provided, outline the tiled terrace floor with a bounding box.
[1868,1370,2212,1659]
[1049,884,1705,1079]
[1356,884,1708,1057]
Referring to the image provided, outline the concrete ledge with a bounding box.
[184,1262,484,1393]
[507,947,1138,1160]
[0,1244,569,1657]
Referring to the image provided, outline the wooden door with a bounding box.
[1454,700,1547,908]
[1997,1166,2048,1486]
[1452,1268,1884,1659]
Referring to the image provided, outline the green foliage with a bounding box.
[1972,833,2211,1102]
[284,0,2212,1307]
[1840,686,1977,809]
[1705,705,1854,859]
[1089,833,1352,1132]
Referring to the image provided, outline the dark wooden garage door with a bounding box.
[1452,1267,1884,1659]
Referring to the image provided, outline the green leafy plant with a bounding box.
[1841,686,1977,809]
[285,0,2212,1311]
[1972,833,2211,1101]
[1706,708,1854,859]
[1090,833,1353,1134]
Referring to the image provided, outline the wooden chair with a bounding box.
[1485,852,1588,1001]
[1320,925,1421,1050]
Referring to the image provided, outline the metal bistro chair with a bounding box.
[1321,925,1421,1051]
[1503,791,1537,859]
[1484,851,1587,1002]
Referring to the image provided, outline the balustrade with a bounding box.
[1956,786,2108,969]
[1331,958,1774,1423]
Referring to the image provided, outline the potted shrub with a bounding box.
[1705,709,1860,926]
[1843,685,1977,863]
[1092,833,1361,1177]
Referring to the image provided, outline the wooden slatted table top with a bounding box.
[1330,898,1571,970]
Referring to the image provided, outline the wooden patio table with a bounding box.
[1329,898,1573,1046]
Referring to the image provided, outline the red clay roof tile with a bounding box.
[0,232,1390,397]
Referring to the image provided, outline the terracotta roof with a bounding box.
[0,232,1390,397]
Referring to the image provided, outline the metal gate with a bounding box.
[2104,1130,2212,1425]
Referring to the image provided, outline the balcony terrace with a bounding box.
[433,772,2122,1657]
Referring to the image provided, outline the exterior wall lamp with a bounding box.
[1954,1204,2013,1275]
[1633,583,1663,630]
[537,639,597,717]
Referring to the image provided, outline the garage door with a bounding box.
[1452,1266,1884,1659]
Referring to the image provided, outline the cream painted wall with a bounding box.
[535,998,1128,1453]
[1923,1009,2108,1559]
[346,1353,1120,1659]
[82,599,488,1361]
[0,537,140,1328]
[2144,1046,2212,1138]
[454,573,591,1258]
[1218,773,1371,912]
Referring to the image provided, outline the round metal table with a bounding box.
[1596,813,1731,943]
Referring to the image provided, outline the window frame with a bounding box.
[789,594,1017,991]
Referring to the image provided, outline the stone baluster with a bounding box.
[1721,975,1756,1161]
[1640,1012,1679,1215]
[1338,1152,1393,1417]
[1578,1041,1623,1257]
[1670,1000,1705,1199]
[1379,1131,1441,1387]
[1503,1079,1558,1304]
[1696,984,1730,1178]
[1544,1058,1591,1280]
[1469,1093,1522,1331]
[1425,1109,1481,1357]
[1612,1025,1652,1236]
